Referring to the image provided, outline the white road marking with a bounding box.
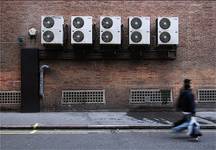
[30,130,37,134]
[0,130,31,134]
[33,123,39,129]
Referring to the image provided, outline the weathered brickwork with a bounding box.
[0,1,216,111]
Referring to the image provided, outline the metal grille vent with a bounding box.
[62,90,105,104]
[73,31,84,42]
[131,17,142,29]
[160,32,171,43]
[43,31,54,42]
[102,17,113,29]
[43,17,55,28]
[131,31,142,43]
[73,17,84,29]
[102,31,113,43]
[198,89,216,102]
[159,18,170,29]
[129,89,172,104]
[0,91,21,104]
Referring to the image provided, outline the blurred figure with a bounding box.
[172,79,202,139]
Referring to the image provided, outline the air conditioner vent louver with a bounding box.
[129,89,172,104]
[0,91,21,104]
[198,89,216,102]
[62,90,105,104]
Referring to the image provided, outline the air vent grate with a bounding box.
[62,90,105,104]
[129,89,172,104]
[198,89,216,102]
[0,91,21,104]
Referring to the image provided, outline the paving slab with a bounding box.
[0,112,215,129]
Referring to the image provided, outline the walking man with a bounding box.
[172,79,202,139]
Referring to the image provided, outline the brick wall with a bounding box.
[0,1,216,111]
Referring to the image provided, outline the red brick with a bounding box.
[0,1,216,111]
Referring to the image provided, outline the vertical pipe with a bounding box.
[40,65,50,98]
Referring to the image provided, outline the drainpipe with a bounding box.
[40,65,50,98]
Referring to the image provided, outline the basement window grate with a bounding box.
[129,89,172,104]
[62,90,105,104]
[0,91,21,104]
[198,89,216,102]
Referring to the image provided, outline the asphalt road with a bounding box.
[1,129,215,150]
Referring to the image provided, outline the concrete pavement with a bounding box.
[0,111,215,129]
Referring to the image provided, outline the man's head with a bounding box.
[184,79,191,89]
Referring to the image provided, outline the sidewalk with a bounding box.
[0,111,215,130]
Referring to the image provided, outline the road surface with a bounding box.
[1,129,215,150]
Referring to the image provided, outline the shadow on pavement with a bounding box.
[126,109,184,125]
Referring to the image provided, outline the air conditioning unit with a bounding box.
[157,17,179,45]
[41,16,64,44]
[129,16,150,45]
[71,16,93,44]
[100,16,121,45]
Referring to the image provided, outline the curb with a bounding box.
[1,125,215,130]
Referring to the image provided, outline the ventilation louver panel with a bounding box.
[0,91,21,104]
[62,90,105,104]
[129,89,172,104]
[198,89,216,102]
